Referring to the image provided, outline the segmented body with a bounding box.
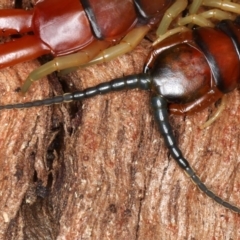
[0,0,172,65]
[32,0,170,56]
[3,0,240,93]
[0,0,190,93]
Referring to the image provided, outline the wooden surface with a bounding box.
[0,1,240,239]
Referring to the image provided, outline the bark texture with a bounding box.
[0,1,240,239]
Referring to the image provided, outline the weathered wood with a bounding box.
[0,1,240,239]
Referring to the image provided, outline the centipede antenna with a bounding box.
[151,95,240,213]
[0,74,151,110]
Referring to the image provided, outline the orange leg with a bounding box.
[0,9,50,68]
[169,87,223,115]
[0,35,50,68]
[0,9,33,36]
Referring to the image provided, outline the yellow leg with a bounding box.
[21,41,110,93]
[59,25,150,75]
[177,9,235,27]
[200,95,227,129]
[81,25,150,67]
[178,13,214,27]
[22,25,150,93]
[188,0,203,15]
[196,9,235,21]
[154,0,240,46]
[203,0,240,14]
[154,0,203,46]
[187,0,203,28]
[189,0,240,15]
[153,26,190,46]
[156,0,188,36]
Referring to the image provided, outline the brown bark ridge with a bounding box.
[1,1,240,239]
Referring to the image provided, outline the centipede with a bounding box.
[2,0,240,93]
[0,0,181,93]
[1,0,240,232]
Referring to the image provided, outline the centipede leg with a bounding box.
[153,9,234,46]
[156,0,188,36]
[199,95,227,129]
[20,40,110,93]
[168,87,223,115]
[21,25,151,93]
[169,88,228,128]
[0,35,50,69]
[94,0,187,53]
[170,94,228,129]
[75,25,150,68]
[188,0,202,15]
[178,9,236,27]
[195,0,240,18]
[203,0,240,15]
[0,9,33,36]
[154,0,240,46]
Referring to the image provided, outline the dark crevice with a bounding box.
[135,180,147,240]
[33,170,38,182]
[46,151,55,170]
[57,74,84,123]
[47,123,64,167]
[40,54,84,125]
[108,203,117,213]
[37,54,54,66]
[14,0,22,9]
[46,172,53,190]
[14,87,21,93]
[56,75,72,93]
[21,197,59,239]
[50,115,61,131]
[51,126,64,155]
[36,180,49,198]
[38,53,84,128]
[68,101,83,121]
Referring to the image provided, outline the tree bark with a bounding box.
[0,1,240,239]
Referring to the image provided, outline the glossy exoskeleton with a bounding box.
[1,18,240,212]
[0,0,177,92]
